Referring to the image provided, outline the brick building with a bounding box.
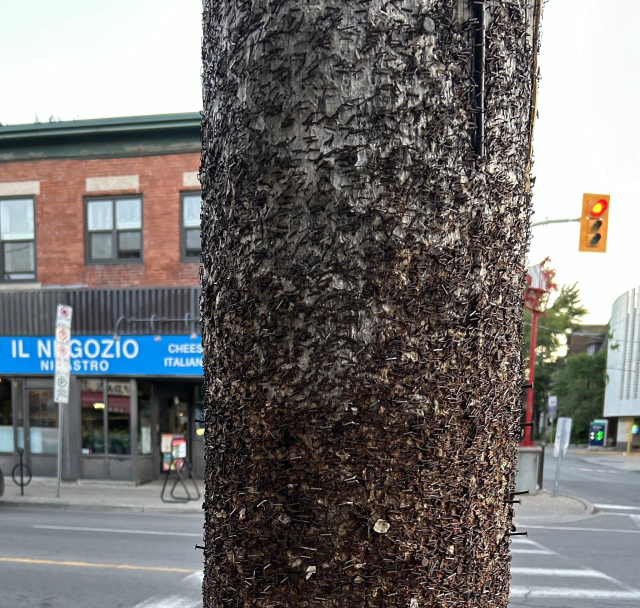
[566,324,607,357]
[0,113,206,482]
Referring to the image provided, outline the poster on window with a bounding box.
[161,433,173,454]
[141,426,152,455]
[171,437,187,461]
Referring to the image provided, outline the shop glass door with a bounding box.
[158,390,190,473]
[28,389,57,454]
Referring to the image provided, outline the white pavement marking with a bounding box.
[510,537,555,555]
[509,538,540,546]
[33,525,201,537]
[631,515,640,530]
[594,503,640,510]
[131,571,203,608]
[525,524,640,535]
[510,587,640,600]
[511,567,616,580]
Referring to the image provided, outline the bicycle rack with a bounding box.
[12,448,31,495]
[160,454,201,503]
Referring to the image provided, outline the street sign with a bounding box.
[54,304,73,404]
[553,417,572,497]
[54,304,73,500]
[589,420,607,447]
[554,417,572,457]
[548,395,557,421]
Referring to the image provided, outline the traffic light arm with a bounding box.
[531,218,580,228]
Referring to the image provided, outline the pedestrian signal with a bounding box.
[579,193,610,253]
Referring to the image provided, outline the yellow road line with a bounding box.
[0,557,194,573]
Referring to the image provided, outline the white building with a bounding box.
[604,288,640,450]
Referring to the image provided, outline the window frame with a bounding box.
[84,194,144,265]
[0,195,37,283]
[180,191,202,263]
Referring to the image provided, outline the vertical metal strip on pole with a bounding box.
[472,0,486,157]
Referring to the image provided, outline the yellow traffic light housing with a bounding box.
[579,193,610,253]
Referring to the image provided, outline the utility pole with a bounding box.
[200,1,543,605]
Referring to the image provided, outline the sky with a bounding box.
[0,0,635,324]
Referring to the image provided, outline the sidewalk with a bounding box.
[573,449,640,472]
[2,477,594,523]
[513,489,596,524]
[0,476,204,513]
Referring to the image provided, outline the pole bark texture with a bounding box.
[200,1,539,606]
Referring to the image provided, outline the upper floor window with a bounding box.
[86,196,142,263]
[181,193,202,261]
[0,197,36,282]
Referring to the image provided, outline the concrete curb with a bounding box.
[514,491,599,525]
[0,499,202,515]
[559,493,598,518]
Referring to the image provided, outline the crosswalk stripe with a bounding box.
[510,586,640,600]
[525,524,640,535]
[593,504,640,510]
[131,572,203,608]
[511,568,613,579]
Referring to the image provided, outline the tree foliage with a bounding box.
[554,351,607,443]
[523,283,587,364]
[523,283,588,435]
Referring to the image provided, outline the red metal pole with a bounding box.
[521,309,538,447]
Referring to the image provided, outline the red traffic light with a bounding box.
[590,199,608,217]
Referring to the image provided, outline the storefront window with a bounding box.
[0,378,13,452]
[108,380,131,455]
[138,381,153,455]
[81,379,105,454]
[29,390,57,454]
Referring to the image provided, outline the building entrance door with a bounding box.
[156,387,191,475]
[20,379,57,477]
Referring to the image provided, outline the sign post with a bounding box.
[54,305,73,499]
[553,416,572,497]
[548,395,557,422]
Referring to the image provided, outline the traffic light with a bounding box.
[579,193,610,252]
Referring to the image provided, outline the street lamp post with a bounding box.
[522,259,555,448]
[522,309,539,447]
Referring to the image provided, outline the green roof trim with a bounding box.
[0,112,202,162]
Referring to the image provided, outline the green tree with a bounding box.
[523,283,587,437]
[554,351,607,442]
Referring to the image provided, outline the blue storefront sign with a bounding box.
[0,335,203,376]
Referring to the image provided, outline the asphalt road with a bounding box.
[2,451,638,607]
[509,450,640,607]
[0,507,204,608]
